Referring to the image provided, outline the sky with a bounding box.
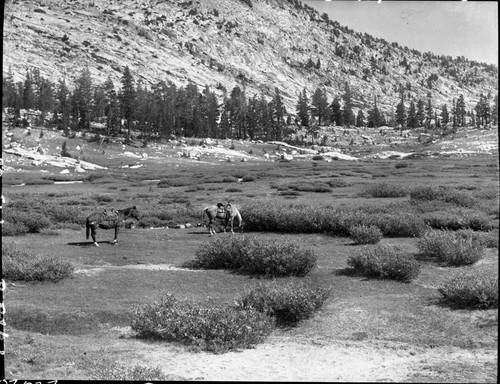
[302,0,498,66]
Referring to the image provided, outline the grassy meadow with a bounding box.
[2,140,499,381]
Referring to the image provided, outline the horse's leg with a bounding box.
[230,217,235,234]
[112,225,118,244]
[91,226,99,247]
[209,219,215,235]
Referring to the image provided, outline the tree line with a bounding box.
[3,66,498,143]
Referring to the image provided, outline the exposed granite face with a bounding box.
[3,0,498,113]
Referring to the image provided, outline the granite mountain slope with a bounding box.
[3,0,498,114]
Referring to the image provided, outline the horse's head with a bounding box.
[128,206,140,220]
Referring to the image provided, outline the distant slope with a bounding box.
[3,0,498,113]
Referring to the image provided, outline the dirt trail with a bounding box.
[121,333,497,382]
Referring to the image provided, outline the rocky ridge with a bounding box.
[3,0,498,114]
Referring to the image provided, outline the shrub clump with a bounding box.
[347,244,421,282]
[2,210,51,234]
[410,185,477,208]
[2,242,74,282]
[349,225,382,244]
[131,294,274,353]
[237,280,331,326]
[365,212,427,237]
[438,271,498,309]
[190,236,317,277]
[361,182,408,198]
[417,229,484,266]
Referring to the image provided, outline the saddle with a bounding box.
[99,208,120,229]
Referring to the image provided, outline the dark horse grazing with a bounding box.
[86,206,140,246]
[202,202,243,235]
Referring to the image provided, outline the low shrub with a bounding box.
[288,182,332,193]
[190,236,317,277]
[236,280,331,326]
[83,359,171,381]
[2,242,74,282]
[24,178,54,185]
[3,210,51,234]
[326,179,351,188]
[438,271,498,309]
[2,221,29,236]
[410,185,477,208]
[349,225,382,244]
[157,177,195,188]
[240,202,366,235]
[422,209,493,231]
[417,229,484,266]
[226,187,243,193]
[394,162,409,169]
[131,294,274,353]
[347,244,421,282]
[92,194,114,203]
[365,212,427,237]
[361,182,408,198]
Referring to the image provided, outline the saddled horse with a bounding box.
[223,203,243,234]
[86,206,140,246]
[202,202,243,235]
[202,202,226,235]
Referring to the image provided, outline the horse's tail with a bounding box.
[86,218,90,239]
[201,208,206,221]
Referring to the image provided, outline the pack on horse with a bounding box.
[202,202,243,235]
[86,206,140,246]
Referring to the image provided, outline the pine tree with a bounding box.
[367,96,382,128]
[395,96,406,129]
[120,66,136,140]
[416,99,425,127]
[355,110,365,127]
[73,67,93,130]
[311,87,329,126]
[55,79,71,132]
[103,77,121,135]
[342,83,355,127]
[491,94,498,125]
[425,98,433,128]
[272,87,286,140]
[23,71,36,110]
[296,88,309,127]
[456,94,466,126]
[441,104,449,127]
[407,100,418,128]
[329,97,342,126]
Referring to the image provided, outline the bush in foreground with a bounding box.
[349,225,382,244]
[131,294,274,353]
[438,271,498,309]
[81,357,179,380]
[236,280,331,326]
[347,244,421,282]
[190,236,317,277]
[2,242,74,282]
[417,229,484,266]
